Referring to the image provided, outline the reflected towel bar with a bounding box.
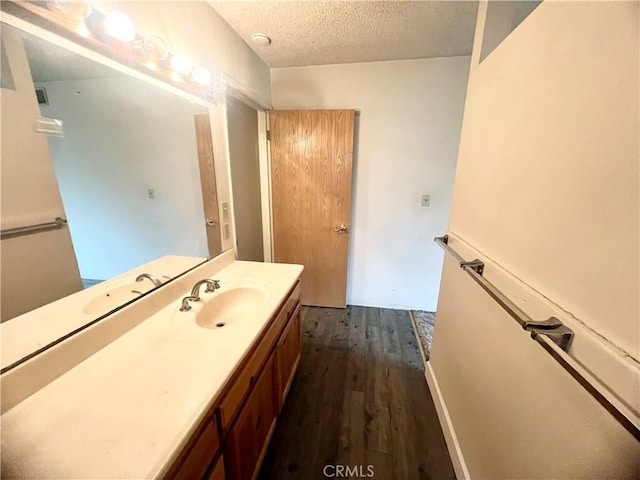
[435,234,640,442]
[0,217,68,239]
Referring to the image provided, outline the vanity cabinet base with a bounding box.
[168,281,302,480]
[223,286,302,480]
[224,354,277,480]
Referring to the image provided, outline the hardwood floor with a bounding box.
[258,306,456,480]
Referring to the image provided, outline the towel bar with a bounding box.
[434,234,640,442]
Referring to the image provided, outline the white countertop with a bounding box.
[0,259,303,479]
[1,255,206,370]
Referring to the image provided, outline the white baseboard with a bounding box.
[425,362,470,480]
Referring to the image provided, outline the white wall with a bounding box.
[38,76,209,280]
[0,26,83,321]
[430,1,640,477]
[272,57,470,310]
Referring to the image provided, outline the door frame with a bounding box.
[224,86,273,263]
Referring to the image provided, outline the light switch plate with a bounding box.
[421,194,431,207]
[221,202,229,221]
[223,223,230,240]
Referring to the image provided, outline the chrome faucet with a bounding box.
[179,279,221,312]
[136,273,162,287]
[180,295,199,312]
[191,279,221,297]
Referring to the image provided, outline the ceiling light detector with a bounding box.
[250,34,271,46]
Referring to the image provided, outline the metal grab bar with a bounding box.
[436,235,573,350]
[0,217,68,239]
[435,234,640,442]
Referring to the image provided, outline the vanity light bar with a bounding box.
[44,2,217,99]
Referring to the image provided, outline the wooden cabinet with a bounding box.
[276,304,301,410]
[218,296,289,432]
[224,354,277,480]
[207,458,225,480]
[223,285,301,480]
[170,417,220,480]
[167,280,302,480]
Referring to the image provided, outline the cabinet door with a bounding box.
[276,304,301,410]
[173,417,220,480]
[225,354,277,480]
[207,456,225,480]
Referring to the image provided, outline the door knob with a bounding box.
[206,219,216,227]
[334,224,349,233]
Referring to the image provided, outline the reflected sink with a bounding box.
[82,284,149,316]
[82,273,169,316]
[176,283,272,330]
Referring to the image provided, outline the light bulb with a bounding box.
[190,67,212,87]
[76,23,90,38]
[169,54,191,75]
[103,12,136,43]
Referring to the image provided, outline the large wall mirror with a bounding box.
[1,19,222,368]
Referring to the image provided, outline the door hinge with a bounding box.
[266,130,271,141]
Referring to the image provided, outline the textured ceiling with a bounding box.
[209,1,479,68]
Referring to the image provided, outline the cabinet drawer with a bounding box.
[174,417,220,480]
[283,282,301,320]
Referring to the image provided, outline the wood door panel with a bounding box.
[194,114,222,258]
[270,110,355,307]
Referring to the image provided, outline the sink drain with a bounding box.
[215,322,226,328]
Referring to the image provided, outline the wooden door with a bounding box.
[270,110,355,307]
[194,114,222,258]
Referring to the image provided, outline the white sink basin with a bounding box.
[174,282,272,330]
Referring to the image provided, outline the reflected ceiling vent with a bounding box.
[35,87,49,105]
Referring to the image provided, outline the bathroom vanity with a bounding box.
[0,251,303,479]
[167,272,302,480]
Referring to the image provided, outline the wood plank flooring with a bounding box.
[259,306,456,480]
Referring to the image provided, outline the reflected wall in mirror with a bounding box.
[0,23,221,335]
